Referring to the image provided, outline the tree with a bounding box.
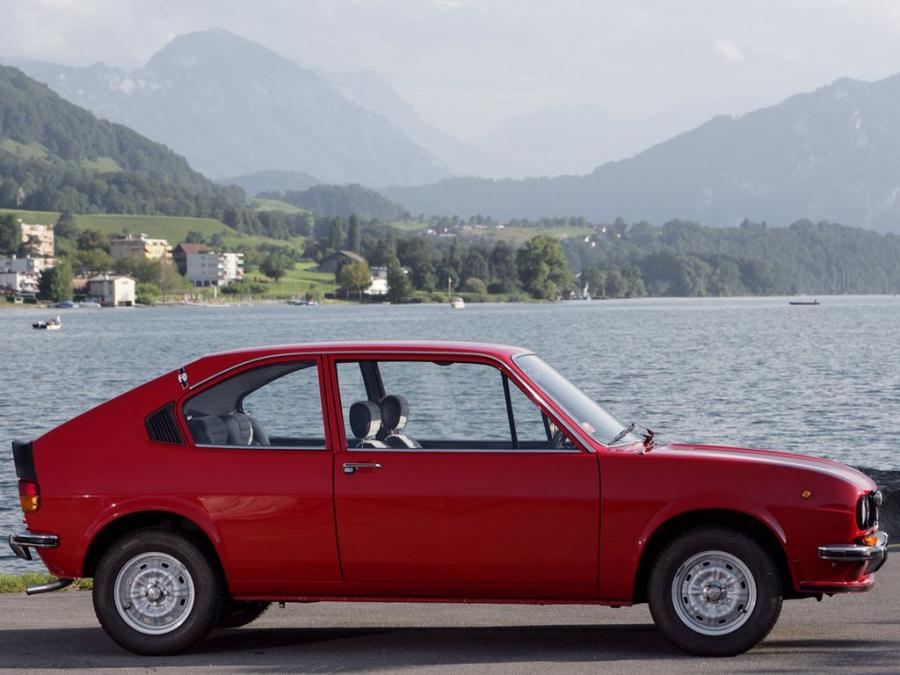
[328,217,345,252]
[386,258,413,303]
[76,228,109,252]
[185,230,205,244]
[516,234,573,299]
[54,210,78,240]
[260,251,295,281]
[73,248,113,275]
[462,249,489,284]
[0,179,19,208]
[338,259,371,299]
[347,215,361,253]
[489,241,519,292]
[38,262,73,302]
[463,277,487,294]
[0,214,19,255]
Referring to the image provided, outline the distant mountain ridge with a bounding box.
[220,169,321,196]
[383,74,900,233]
[16,29,450,187]
[0,64,240,215]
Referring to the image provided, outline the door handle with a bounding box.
[343,462,383,474]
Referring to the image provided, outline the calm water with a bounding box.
[2,296,899,572]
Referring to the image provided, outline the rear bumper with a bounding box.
[818,531,888,574]
[8,531,59,561]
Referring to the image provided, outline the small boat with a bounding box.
[33,316,62,330]
[79,301,102,309]
[450,296,465,310]
[789,299,820,306]
[288,298,319,306]
[55,300,79,309]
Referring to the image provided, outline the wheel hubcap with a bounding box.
[671,550,757,636]
[114,552,195,635]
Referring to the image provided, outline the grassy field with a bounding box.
[387,219,592,242]
[80,156,122,172]
[0,138,48,160]
[0,208,306,252]
[243,261,335,297]
[249,197,306,214]
[0,573,92,594]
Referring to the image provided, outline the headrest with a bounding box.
[350,401,382,440]
[380,394,409,431]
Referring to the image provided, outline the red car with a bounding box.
[8,341,888,656]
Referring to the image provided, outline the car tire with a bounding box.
[217,600,271,628]
[647,525,783,656]
[92,528,225,655]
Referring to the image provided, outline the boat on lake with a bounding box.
[33,316,62,330]
[54,300,79,309]
[789,299,820,306]
[450,296,465,309]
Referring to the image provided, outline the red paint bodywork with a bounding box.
[20,341,881,604]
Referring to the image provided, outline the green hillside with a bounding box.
[0,207,305,251]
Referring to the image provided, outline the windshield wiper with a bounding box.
[608,422,656,452]
[608,422,636,445]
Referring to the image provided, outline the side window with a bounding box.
[183,360,325,448]
[336,359,556,450]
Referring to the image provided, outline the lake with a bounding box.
[2,295,898,572]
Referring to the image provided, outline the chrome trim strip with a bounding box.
[818,531,888,561]
[26,578,72,595]
[8,531,59,561]
[345,447,580,454]
[194,444,328,452]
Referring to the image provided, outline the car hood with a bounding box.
[655,442,877,492]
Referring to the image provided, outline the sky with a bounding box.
[3,0,900,144]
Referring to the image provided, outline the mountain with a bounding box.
[478,105,698,179]
[383,74,900,233]
[326,70,500,177]
[15,30,450,186]
[220,169,321,196]
[0,64,240,215]
[281,184,407,221]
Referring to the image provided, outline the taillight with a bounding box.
[18,479,40,513]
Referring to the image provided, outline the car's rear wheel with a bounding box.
[648,526,783,656]
[217,600,271,628]
[92,528,224,655]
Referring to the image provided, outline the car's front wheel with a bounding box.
[92,528,225,655]
[648,526,783,656]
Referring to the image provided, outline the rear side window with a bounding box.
[183,360,325,449]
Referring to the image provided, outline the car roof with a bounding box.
[204,340,530,360]
[185,341,532,386]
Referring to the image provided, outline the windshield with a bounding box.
[513,354,640,446]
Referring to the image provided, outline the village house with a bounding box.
[20,222,55,257]
[110,234,171,262]
[0,255,55,295]
[88,274,136,307]
[185,251,244,287]
[317,250,367,274]
[365,266,389,296]
[172,242,208,275]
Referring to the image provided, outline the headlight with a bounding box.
[856,491,880,529]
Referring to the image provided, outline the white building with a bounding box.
[1,255,55,275]
[0,255,54,295]
[364,266,389,296]
[88,275,136,307]
[185,251,244,287]
[0,271,39,294]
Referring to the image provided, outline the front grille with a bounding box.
[145,402,185,445]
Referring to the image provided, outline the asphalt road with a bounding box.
[1,551,897,674]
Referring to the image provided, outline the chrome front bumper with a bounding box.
[8,531,59,561]
[819,531,889,573]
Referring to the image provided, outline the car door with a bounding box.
[330,354,600,599]
[179,356,341,594]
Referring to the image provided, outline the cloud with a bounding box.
[715,38,746,64]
